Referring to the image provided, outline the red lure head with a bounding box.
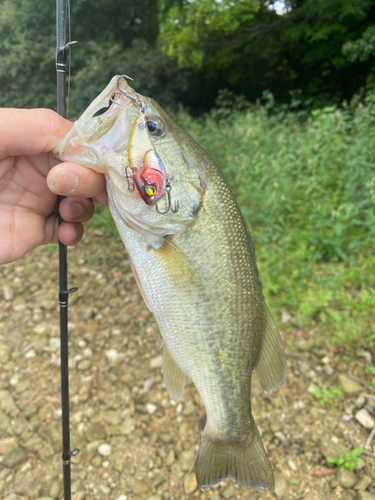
[133,150,167,205]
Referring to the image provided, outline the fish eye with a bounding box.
[146,115,165,137]
[145,185,157,196]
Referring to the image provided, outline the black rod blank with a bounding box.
[56,1,77,499]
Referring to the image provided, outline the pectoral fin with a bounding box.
[162,345,187,402]
[255,305,287,394]
[155,237,201,289]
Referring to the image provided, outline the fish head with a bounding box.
[53,75,205,238]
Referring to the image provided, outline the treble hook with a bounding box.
[125,166,135,191]
[156,185,179,214]
[115,75,146,113]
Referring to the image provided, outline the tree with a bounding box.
[159,0,375,106]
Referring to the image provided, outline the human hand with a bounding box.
[0,108,108,265]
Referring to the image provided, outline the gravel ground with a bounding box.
[1,226,375,500]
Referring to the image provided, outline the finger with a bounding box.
[59,197,95,223]
[43,215,84,246]
[0,109,73,160]
[47,162,106,198]
[57,222,84,246]
[92,186,108,205]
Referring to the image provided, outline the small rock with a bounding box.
[319,436,346,459]
[274,472,288,498]
[25,482,42,499]
[2,447,26,468]
[178,449,195,472]
[145,496,161,500]
[149,355,163,369]
[0,437,17,455]
[0,390,18,416]
[337,468,357,488]
[288,459,297,472]
[146,403,157,414]
[12,296,27,312]
[165,449,175,466]
[16,379,30,393]
[24,349,36,359]
[116,496,128,500]
[354,475,373,490]
[221,484,237,499]
[133,484,150,500]
[32,322,52,335]
[0,346,10,364]
[281,312,292,323]
[302,494,320,500]
[98,443,112,456]
[49,338,60,350]
[4,494,25,500]
[105,349,120,364]
[183,473,197,494]
[356,492,375,500]
[339,374,363,396]
[355,409,375,429]
[119,418,135,435]
[354,396,367,409]
[103,411,121,426]
[86,423,106,441]
[12,417,28,436]
[2,285,14,301]
[0,416,10,431]
[39,424,61,448]
[77,359,92,371]
[49,482,61,499]
[298,338,316,351]
[324,364,334,376]
[71,493,86,500]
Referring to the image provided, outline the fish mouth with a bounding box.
[52,75,140,174]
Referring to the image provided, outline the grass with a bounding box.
[327,447,364,470]
[309,383,344,409]
[89,91,375,357]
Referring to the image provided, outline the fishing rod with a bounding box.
[56,1,79,499]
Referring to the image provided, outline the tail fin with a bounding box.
[195,423,274,493]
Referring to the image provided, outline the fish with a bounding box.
[53,75,287,493]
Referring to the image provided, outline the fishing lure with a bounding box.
[115,76,179,212]
[128,110,167,205]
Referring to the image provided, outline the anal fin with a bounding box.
[162,345,187,402]
[255,305,287,394]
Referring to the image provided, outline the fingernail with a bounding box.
[48,170,79,195]
[70,202,84,220]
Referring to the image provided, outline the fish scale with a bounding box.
[53,75,287,493]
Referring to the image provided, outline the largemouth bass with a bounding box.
[53,76,287,493]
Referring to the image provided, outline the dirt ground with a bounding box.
[0,226,374,500]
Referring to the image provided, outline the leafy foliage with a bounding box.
[327,447,364,470]
[159,0,375,106]
[309,384,344,408]
[159,0,260,69]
